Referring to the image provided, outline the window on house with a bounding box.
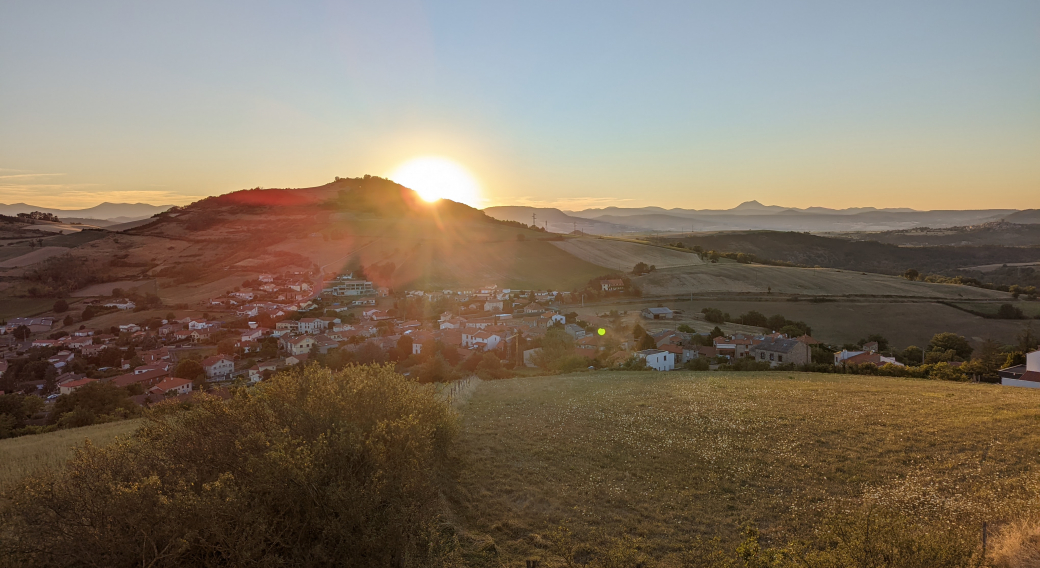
[770,353,775,361]
[778,355,783,362]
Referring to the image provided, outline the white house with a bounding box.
[635,349,675,371]
[484,300,505,312]
[104,299,136,310]
[462,330,502,351]
[280,335,315,355]
[1002,350,1040,389]
[201,355,235,380]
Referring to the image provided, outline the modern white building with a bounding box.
[635,349,675,371]
[325,279,375,296]
[1001,349,1040,389]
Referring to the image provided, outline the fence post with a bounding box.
[982,521,987,560]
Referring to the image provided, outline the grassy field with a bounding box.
[0,298,57,320]
[636,263,1011,300]
[448,371,1040,564]
[0,419,142,493]
[576,299,1037,349]
[951,300,1040,318]
[552,237,705,271]
[42,230,111,248]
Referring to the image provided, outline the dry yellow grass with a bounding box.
[990,519,1040,568]
[0,420,142,493]
[448,371,1040,564]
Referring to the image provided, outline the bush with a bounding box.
[0,364,459,567]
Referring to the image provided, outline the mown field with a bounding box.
[0,419,142,493]
[448,371,1040,565]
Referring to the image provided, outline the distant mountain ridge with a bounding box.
[0,202,174,222]
[484,202,1023,234]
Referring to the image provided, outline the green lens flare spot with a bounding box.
[597,328,606,336]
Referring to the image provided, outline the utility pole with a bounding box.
[532,212,537,227]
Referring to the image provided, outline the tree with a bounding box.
[709,326,724,339]
[62,315,74,327]
[903,268,920,281]
[81,306,95,321]
[49,382,137,426]
[476,353,509,380]
[996,304,1024,319]
[677,324,695,333]
[534,327,576,370]
[1019,324,1038,352]
[637,333,657,351]
[216,338,238,356]
[861,334,890,352]
[53,299,69,313]
[12,325,30,341]
[1,365,458,567]
[739,311,768,327]
[702,308,726,324]
[175,359,205,381]
[900,345,923,365]
[416,353,455,383]
[631,323,646,340]
[396,335,414,359]
[928,332,973,360]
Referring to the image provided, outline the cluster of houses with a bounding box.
[620,329,821,371]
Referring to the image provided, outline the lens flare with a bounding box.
[389,157,482,207]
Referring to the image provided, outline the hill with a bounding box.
[0,177,609,309]
[481,206,628,235]
[449,371,1040,565]
[653,231,1040,276]
[557,205,1016,233]
[0,202,173,222]
[835,221,1040,247]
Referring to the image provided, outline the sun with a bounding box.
[389,157,482,206]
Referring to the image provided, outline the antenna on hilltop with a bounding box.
[532,212,537,227]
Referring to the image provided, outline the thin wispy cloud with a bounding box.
[0,173,66,180]
[504,196,635,210]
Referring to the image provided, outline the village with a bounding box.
[1,267,1038,424]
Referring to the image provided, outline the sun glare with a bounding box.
[389,157,482,206]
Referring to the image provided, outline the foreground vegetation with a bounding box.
[0,419,141,493]
[0,365,456,567]
[449,371,1040,567]
[3,366,1040,566]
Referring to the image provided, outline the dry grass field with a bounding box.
[636,263,1010,300]
[551,237,705,271]
[0,419,142,493]
[951,301,1040,319]
[577,299,1037,349]
[0,298,55,320]
[448,371,1040,565]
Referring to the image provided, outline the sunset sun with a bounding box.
[389,157,481,206]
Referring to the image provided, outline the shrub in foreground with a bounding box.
[0,364,459,568]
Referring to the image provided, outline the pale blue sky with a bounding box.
[1,1,1037,209]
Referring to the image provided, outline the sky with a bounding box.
[1,1,1037,211]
